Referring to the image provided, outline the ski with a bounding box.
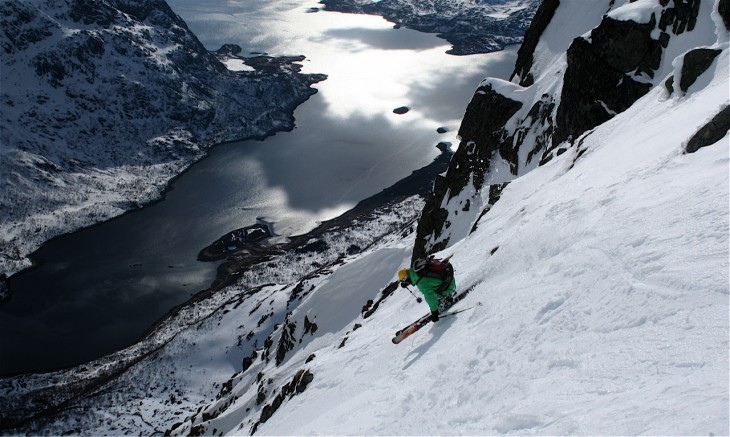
[391,289,474,344]
[440,304,480,318]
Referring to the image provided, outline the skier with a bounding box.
[397,258,457,322]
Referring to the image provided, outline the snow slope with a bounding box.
[0,1,727,435]
[173,32,728,435]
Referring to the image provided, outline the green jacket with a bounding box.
[407,268,456,312]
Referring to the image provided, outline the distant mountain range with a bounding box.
[322,0,542,54]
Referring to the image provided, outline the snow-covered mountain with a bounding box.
[0,0,324,283]
[413,0,730,261]
[0,0,728,435]
[322,0,542,54]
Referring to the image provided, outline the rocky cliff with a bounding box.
[413,0,730,261]
[0,0,325,280]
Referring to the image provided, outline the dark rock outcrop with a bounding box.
[453,84,524,191]
[720,0,730,29]
[275,317,298,366]
[242,349,259,372]
[413,83,522,260]
[469,182,510,235]
[554,16,659,146]
[685,105,730,153]
[658,0,701,35]
[510,0,561,87]
[679,48,722,92]
[252,369,314,434]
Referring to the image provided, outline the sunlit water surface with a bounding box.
[168,0,519,236]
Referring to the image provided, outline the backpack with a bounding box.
[414,256,454,294]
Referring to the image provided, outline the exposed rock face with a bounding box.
[251,369,314,434]
[720,0,730,28]
[0,0,324,277]
[678,48,722,92]
[510,0,560,87]
[554,16,660,147]
[413,83,522,259]
[659,0,701,33]
[449,85,524,193]
[413,0,722,260]
[685,105,730,153]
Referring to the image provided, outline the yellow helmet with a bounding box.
[397,267,408,281]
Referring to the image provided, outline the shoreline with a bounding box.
[147,144,453,340]
[196,144,453,291]
[0,137,451,378]
[0,53,326,304]
[0,146,450,428]
[320,0,533,55]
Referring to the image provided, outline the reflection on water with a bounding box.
[0,0,518,376]
[315,26,446,52]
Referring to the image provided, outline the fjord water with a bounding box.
[0,0,517,375]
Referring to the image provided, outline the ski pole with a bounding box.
[405,286,422,303]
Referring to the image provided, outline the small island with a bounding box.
[198,223,276,262]
[392,106,410,114]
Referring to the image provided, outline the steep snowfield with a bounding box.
[219,44,729,436]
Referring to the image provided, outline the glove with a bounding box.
[430,311,439,322]
[400,281,409,288]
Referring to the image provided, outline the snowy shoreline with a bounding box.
[320,0,538,54]
[0,0,327,301]
[1,99,313,296]
[0,184,429,430]
[0,69,323,301]
[197,147,453,290]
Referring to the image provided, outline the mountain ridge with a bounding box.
[413,0,730,261]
